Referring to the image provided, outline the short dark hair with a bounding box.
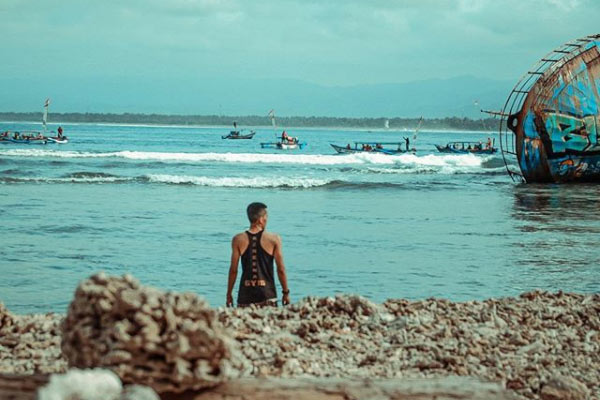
[247,202,267,223]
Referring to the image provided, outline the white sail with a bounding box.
[42,98,50,133]
[384,119,389,130]
[268,109,276,128]
[413,116,423,141]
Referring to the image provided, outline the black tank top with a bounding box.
[237,230,277,305]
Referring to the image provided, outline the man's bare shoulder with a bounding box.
[263,231,282,243]
[232,232,248,243]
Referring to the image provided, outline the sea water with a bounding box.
[1,122,598,314]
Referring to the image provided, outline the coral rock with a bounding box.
[61,274,243,393]
[0,303,14,331]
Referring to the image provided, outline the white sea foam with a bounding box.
[146,174,333,188]
[1,176,130,184]
[0,148,490,168]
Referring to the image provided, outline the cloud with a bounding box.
[1,0,598,87]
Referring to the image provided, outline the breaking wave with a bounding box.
[145,174,334,188]
[0,174,335,188]
[0,149,495,168]
[0,174,412,189]
[66,171,120,179]
[0,176,130,184]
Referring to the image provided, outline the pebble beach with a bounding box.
[1,274,598,399]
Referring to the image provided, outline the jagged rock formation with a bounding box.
[61,273,244,393]
[0,303,65,375]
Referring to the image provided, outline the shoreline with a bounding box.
[1,287,598,399]
[0,120,496,134]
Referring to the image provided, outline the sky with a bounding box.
[2,0,599,115]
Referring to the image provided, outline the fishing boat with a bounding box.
[435,140,497,154]
[47,136,69,144]
[261,141,306,150]
[331,142,415,155]
[496,34,600,183]
[41,98,69,143]
[261,131,306,150]
[3,131,49,144]
[1,99,67,145]
[47,123,68,143]
[222,122,255,139]
[222,131,256,140]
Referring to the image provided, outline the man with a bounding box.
[227,202,290,307]
[403,137,410,151]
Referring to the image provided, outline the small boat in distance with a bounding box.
[222,131,256,140]
[41,98,68,143]
[222,122,256,139]
[435,139,497,154]
[47,136,68,144]
[331,141,415,155]
[47,125,68,144]
[261,131,306,150]
[1,131,49,144]
[1,99,68,145]
[261,141,306,150]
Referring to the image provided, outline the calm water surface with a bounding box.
[1,122,598,313]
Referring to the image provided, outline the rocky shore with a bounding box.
[0,274,598,399]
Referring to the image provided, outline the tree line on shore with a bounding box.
[0,112,501,131]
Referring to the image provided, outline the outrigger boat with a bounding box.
[47,135,68,144]
[222,122,256,139]
[331,141,415,155]
[435,140,497,154]
[261,131,306,150]
[261,141,306,150]
[0,99,68,144]
[1,131,49,144]
[47,124,68,144]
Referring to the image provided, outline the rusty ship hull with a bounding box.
[500,34,600,183]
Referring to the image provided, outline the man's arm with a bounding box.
[273,234,290,305]
[226,235,241,307]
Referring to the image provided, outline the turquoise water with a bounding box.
[1,122,599,313]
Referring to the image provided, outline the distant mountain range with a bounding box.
[0,75,513,118]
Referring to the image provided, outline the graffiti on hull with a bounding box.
[500,34,600,183]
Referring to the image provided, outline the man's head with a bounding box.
[247,202,268,227]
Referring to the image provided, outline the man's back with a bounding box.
[226,202,290,307]
[232,230,279,257]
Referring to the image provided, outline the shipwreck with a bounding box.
[499,34,600,183]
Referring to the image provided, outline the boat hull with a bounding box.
[261,142,306,150]
[505,36,600,183]
[435,145,497,154]
[5,138,49,144]
[222,132,256,140]
[48,137,69,144]
[330,144,413,155]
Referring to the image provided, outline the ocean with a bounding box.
[1,122,599,314]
